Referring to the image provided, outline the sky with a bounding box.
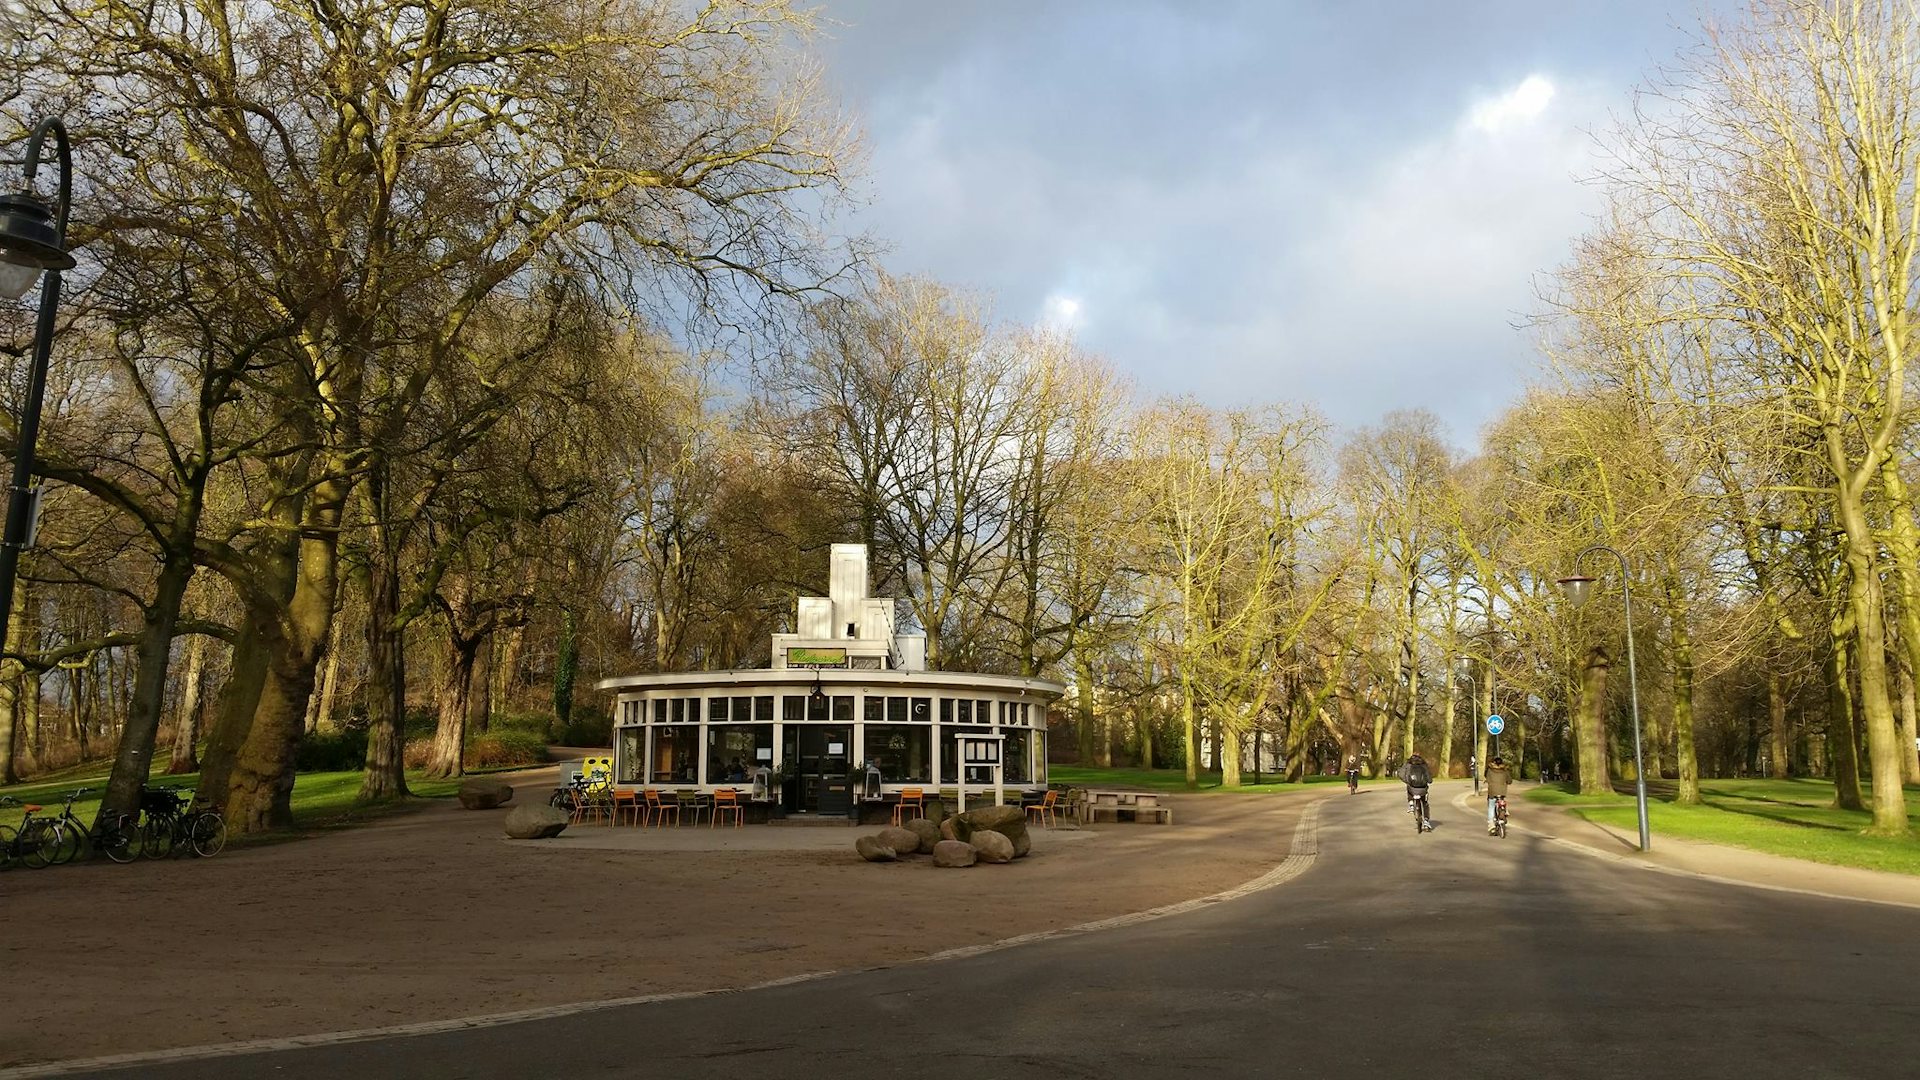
[810,0,1722,450]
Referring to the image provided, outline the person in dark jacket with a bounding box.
[1401,752,1433,827]
[1483,755,1513,833]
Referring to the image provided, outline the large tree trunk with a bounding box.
[1895,660,1918,786]
[0,582,27,783]
[1074,650,1097,764]
[469,633,493,735]
[224,472,350,833]
[1767,668,1790,779]
[1664,575,1700,804]
[553,605,578,737]
[1439,664,1459,779]
[1826,639,1864,810]
[1475,660,1493,782]
[1218,717,1242,789]
[168,632,207,774]
[1180,672,1198,787]
[1574,646,1612,796]
[425,632,480,779]
[99,550,197,824]
[1833,463,1910,833]
[359,502,410,802]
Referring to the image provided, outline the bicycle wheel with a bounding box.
[54,819,89,864]
[23,823,60,868]
[0,823,15,869]
[141,816,177,859]
[101,815,140,863]
[188,811,227,858]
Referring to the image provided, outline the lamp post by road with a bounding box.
[1458,666,1480,794]
[0,115,74,657]
[1460,581,1498,790]
[1557,544,1651,852]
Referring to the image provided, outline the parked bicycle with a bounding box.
[48,787,142,865]
[0,795,63,869]
[139,786,227,859]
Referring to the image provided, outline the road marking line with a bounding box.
[911,798,1325,965]
[1451,788,1920,912]
[0,799,1328,1079]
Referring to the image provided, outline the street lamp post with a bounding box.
[1557,544,1651,852]
[1461,581,1498,791]
[0,115,74,657]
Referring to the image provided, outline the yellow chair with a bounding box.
[611,788,641,826]
[712,788,744,828]
[1025,789,1061,829]
[642,789,678,827]
[892,787,925,826]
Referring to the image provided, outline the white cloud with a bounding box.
[1465,74,1557,134]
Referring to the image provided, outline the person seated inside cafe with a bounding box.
[725,758,748,782]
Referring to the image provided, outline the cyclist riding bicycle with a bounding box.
[1401,752,1433,828]
[1345,756,1361,794]
[1483,754,1513,834]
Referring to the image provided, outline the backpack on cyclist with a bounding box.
[1405,759,1432,787]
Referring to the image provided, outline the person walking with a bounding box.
[1483,754,1513,834]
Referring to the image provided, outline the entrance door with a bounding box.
[793,725,851,813]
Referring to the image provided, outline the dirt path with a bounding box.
[0,780,1325,1068]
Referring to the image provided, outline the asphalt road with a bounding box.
[58,783,1920,1080]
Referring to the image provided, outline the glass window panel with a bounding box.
[1005,730,1031,783]
[941,726,992,783]
[957,700,971,723]
[833,695,854,723]
[618,728,644,784]
[651,726,700,784]
[863,725,931,783]
[939,698,952,723]
[755,696,774,722]
[654,699,667,724]
[888,696,908,722]
[785,695,806,723]
[807,693,828,723]
[733,697,752,723]
[911,697,931,722]
[865,696,884,723]
[708,697,729,722]
[707,724,773,783]
[671,698,685,723]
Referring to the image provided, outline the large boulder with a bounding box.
[932,839,977,868]
[969,829,1015,864]
[905,818,941,854]
[878,826,921,856]
[503,804,569,839]
[941,804,1030,859]
[458,778,514,810]
[854,835,897,862]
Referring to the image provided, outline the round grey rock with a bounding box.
[932,839,977,867]
[878,826,921,856]
[855,835,897,862]
[970,829,1015,864]
[905,818,941,854]
[504,804,569,839]
[459,778,514,810]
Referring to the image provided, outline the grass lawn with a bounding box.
[1,766,479,837]
[1526,777,1920,875]
[1049,764,1399,795]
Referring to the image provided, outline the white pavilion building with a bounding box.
[596,544,1065,817]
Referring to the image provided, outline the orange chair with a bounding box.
[611,788,641,826]
[642,789,678,827]
[711,788,744,828]
[1025,789,1060,829]
[892,787,925,826]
